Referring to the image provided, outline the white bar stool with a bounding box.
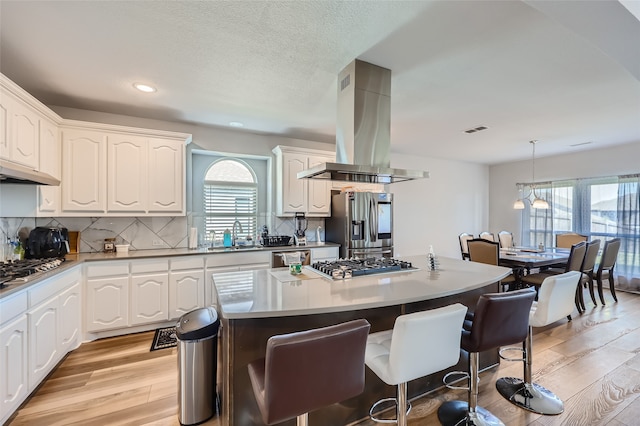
[496,271,581,415]
[364,303,468,425]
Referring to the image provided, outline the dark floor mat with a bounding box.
[150,326,177,351]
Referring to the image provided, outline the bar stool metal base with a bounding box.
[437,401,504,426]
[369,397,411,424]
[495,377,564,415]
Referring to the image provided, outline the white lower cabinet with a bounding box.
[0,314,28,422]
[58,282,81,353]
[85,261,130,333]
[205,251,271,307]
[169,257,205,320]
[130,260,169,326]
[0,266,81,424]
[28,297,59,389]
[131,274,169,326]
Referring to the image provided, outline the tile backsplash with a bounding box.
[0,215,326,253]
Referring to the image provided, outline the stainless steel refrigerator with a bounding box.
[325,191,393,259]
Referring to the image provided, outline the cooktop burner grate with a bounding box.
[310,257,416,279]
[0,258,66,288]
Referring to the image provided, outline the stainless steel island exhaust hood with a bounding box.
[298,59,428,184]
[0,159,60,186]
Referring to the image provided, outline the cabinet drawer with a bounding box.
[86,261,129,278]
[131,259,169,274]
[0,292,28,325]
[29,267,81,308]
[170,257,204,271]
[311,247,339,261]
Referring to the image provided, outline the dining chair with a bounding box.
[596,238,621,305]
[578,239,601,309]
[498,231,514,249]
[467,239,516,291]
[458,233,474,260]
[520,241,587,312]
[479,232,495,242]
[555,233,587,249]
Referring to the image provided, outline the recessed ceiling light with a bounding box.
[133,83,157,93]
[229,121,244,127]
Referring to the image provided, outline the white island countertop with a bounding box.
[213,255,512,319]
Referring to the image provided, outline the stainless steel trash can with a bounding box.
[176,307,220,425]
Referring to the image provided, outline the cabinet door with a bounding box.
[306,155,332,216]
[130,273,169,325]
[28,297,59,389]
[37,118,61,216]
[107,134,147,212]
[61,128,106,212]
[1,93,38,168]
[280,152,307,215]
[169,270,204,319]
[85,276,129,332]
[147,138,184,213]
[58,282,81,353]
[0,315,28,420]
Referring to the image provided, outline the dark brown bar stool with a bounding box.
[247,319,370,425]
[438,287,536,426]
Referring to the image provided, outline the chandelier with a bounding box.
[513,140,549,210]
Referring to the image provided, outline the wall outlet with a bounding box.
[152,239,164,246]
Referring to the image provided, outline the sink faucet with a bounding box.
[232,220,243,246]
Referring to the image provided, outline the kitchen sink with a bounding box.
[207,246,264,253]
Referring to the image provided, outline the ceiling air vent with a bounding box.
[464,125,489,134]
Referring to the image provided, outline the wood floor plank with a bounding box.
[8,291,639,426]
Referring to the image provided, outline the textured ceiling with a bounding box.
[1,0,638,165]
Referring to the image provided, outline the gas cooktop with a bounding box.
[0,258,66,288]
[309,257,416,280]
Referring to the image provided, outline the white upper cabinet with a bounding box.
[0,91,38,169]
[273,145,334,217]
[107,134,147,213]
[61,128,107,213]
[58,122,190,216]
[147,138,184,213]
[37,117,61,215]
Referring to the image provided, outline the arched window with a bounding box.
[204,159,257,239]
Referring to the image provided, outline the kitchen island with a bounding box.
[213,255,511,426]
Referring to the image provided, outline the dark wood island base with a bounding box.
[220,281,500,426]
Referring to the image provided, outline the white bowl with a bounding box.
[115,244,130,253]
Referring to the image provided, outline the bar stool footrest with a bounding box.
[496,377,564,415]
[443,370,470,390]
[437,400,505,426]
[498,346,525,362]
[369,397,411,424]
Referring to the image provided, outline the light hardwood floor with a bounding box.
[8,289,640,426]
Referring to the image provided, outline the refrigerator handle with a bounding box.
[368,197,377,242]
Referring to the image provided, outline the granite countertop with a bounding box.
[0,242,340,300]
[212,255,512,319]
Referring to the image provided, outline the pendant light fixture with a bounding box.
[513,140,549,210]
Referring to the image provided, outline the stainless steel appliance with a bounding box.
[0,258,66,288]
[297,60,429,184]
[325,191,394,259]
[309,257,414,280]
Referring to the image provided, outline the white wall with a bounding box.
[489,141,640,246]
[390,153,489,259]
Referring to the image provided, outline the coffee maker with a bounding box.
[293,212,308,246]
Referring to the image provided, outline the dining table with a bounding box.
[498,247,571,290]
